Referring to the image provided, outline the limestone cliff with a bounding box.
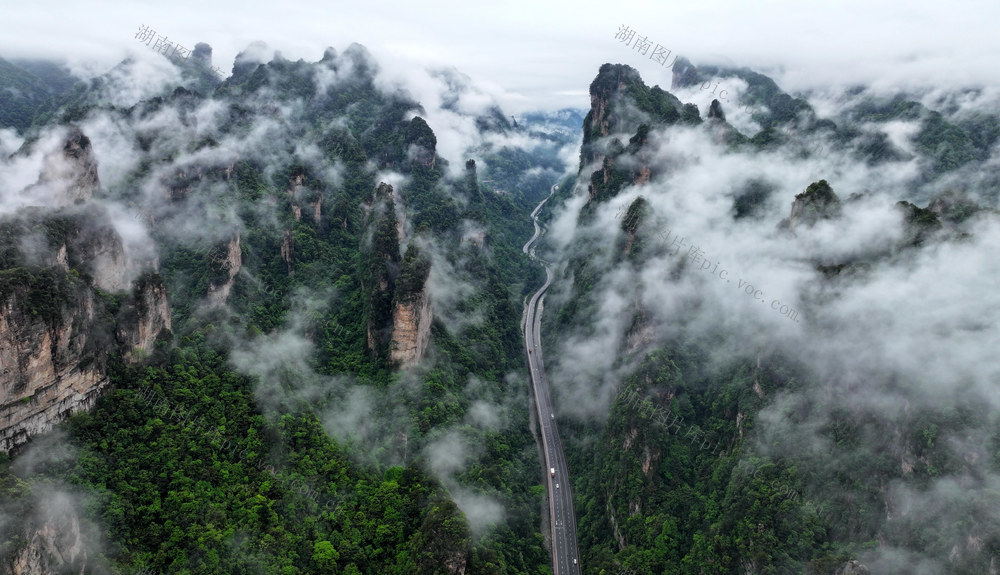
[0,205,127,292]
[0,266,171,453]
[55,208,128,292]
[363,183,402,357]
[0,490,90,575]
[281,230,294,275]
[116,273,172,363]
[390,278,432,368]
[0,145,170,453]
[24,127,100,206]
[205,232,243,306]
[390,244,432,368]
[0,270,109,454]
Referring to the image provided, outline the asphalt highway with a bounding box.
[521,185,582,574]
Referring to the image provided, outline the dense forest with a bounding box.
[4,32,1000,575]
[0,43,565,574]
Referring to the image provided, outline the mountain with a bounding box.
[536,60,1000,574]
[3,34,1000,575]
[0,41,564,575]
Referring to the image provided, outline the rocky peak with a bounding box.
[784,179,842,230]
[582,64,642,156]
[895,200,942,246]
[192,42,213,67]
[708,99,726,121]
[233,41,270,76]
[32,126,100,205]
[405,117,437,169]
[670,57,702,91]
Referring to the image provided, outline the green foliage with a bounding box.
[733,179,773,219]
[395,245,430,303]
[0,267,80,326]
[793,180,843,224]
[915,111,982,173]
[0,56,60,133]
[404,116,437,151]
[0,48,560,575]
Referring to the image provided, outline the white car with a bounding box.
[555,483,559,489]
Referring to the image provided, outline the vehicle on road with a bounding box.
[555,483,559,489]
[550,467,555,476]
[550,413,554,419]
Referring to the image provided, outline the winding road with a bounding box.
[522,185,582,575]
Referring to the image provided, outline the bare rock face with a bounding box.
[312,197,322,225]
[2,491,89,575]
[390,277,432,368]
[835,560,871,575]
[205,232,243,306]
[624,307,655,355]
[0,266,171,453]
[29,127,100,206]
[0,206,126,293]
[0,273,110,454]
[61,214,128,292]
[116,273,172,363]
[281,230,294,275]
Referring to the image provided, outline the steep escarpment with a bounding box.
[0,128,170,454]
[0,269,109,454]
[21,126,100,206]
[0,487,92,575]
[0,205,127,291]
[390,244,432,368]
[116,273,172,363]
[405,116,437,169]
[204,232,243,306]
[0,265,172,453]
[363,182,402,357]
[0,39,560,575]
[580,65,699,208]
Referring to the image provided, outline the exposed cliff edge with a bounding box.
[0,488,91,575]
[390,277,432,368]
[0,129,171,454]
[390,244,432,368]
[0,266,172,453]
[0,269,110,454]
[781,179,843,231]
[363,183,402,358]
[21,126,100,206]
[205,232,243,306]
[116,273,173,363]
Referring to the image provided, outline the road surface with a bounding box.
[522,185,582,575]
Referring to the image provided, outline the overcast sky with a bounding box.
[3,0,1000,113]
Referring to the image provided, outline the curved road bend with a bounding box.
[522,186,581,575]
